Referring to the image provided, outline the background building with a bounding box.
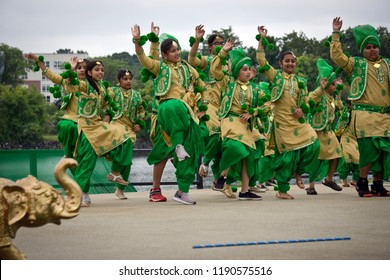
[22,53,89,103]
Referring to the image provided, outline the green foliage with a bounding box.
[0,43,30,86]
[0,85,54,146]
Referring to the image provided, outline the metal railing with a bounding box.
[0,149,204,192]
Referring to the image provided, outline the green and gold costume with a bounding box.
[73,80,131,193]
[109,86,145,190]
[136,50,205,193]
[256,51,320,193]
[44,69,79,159]
[212,49,263,186]
[330,30,390,179]
[188,54,224,180]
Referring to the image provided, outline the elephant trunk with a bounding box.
[54,158,82,218]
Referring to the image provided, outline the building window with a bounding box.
[46,95,51,103]
[45,61,50,68]
[42,84,50,92]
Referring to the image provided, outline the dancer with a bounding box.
[330,17,390,197]
[188,25,225,191]
[24,53,89,161]
[256,25,321,199]
[305,59,344,195]
[210,39,264,200]
[108,68,146,199]
[132,24,205,205]
[73,60,132,206]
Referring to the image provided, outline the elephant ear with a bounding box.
[2,185,28,225]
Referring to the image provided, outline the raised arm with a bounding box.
[330,17,353,75]
[149,22,160,59]
[24,53,64,85]
[256,25,276,81]
[210,38,234,82]
[132,24,159,76]
[188,25,207,68]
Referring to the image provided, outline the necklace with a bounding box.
[121,88,132,112]
[237,82,250,107]
[287,75,297,97]
[372,59,384,84]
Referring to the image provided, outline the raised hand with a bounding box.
[333,17,343,32]
[151,22,160,36]
[24,53,38,62]
[320,78,328,89]
[131,24,141,40]
[195,24,205,40]
[257,25,268,38]
[223,38,235,52]
[70,56,78,70]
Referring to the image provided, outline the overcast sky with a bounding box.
[1,0,389,58]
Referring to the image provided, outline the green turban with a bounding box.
[316,58,336,88]
[159,33,181,50]
[352,24,380,54]
[229,48,251,78]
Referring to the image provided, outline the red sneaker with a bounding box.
[149,188,167,202]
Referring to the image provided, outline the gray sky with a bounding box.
[1,0,389,57]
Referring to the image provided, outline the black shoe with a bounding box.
[266,179,277,186]
[371,181,390,197]
[306,187,318,195]
[214,176,226,190]
[356,178,372,197]
[238,191,262,200]
[322,178,342,191]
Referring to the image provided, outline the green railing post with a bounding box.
[29,150,38,177]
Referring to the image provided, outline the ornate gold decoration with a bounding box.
[0,159,82,259]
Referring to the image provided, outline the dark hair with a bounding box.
[279,51,296,63]
[117,69,133,80]
[86,60,104,93]
[76,58,90,68]
[160,39,176,55]
[207,34,224,45]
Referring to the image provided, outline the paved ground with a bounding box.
[13,183,390,260]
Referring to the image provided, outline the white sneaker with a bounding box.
[115,188,127,199]
[82,193,91,207]
[175,145,190,161]
[249,185,267,193]
[173,191,196,205]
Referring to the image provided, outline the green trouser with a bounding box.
[109,139,133,191]
[357,137,390,180]
[271,139,321,193]
[203,133,222,180]
[310,156,345,182]
[158,99,204,193]
[57,119,78,159]
[74,132,98,193]
[219,138,257,187]
[147,118,174,165]
[338,162,360,182]
[171,120,204,192]
[257,154,275,183]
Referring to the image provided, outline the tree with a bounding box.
[0,43,29,86]
[0,85,51,146]
[56,48,74,54]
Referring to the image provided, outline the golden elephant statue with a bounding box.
[0,158,81,260]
